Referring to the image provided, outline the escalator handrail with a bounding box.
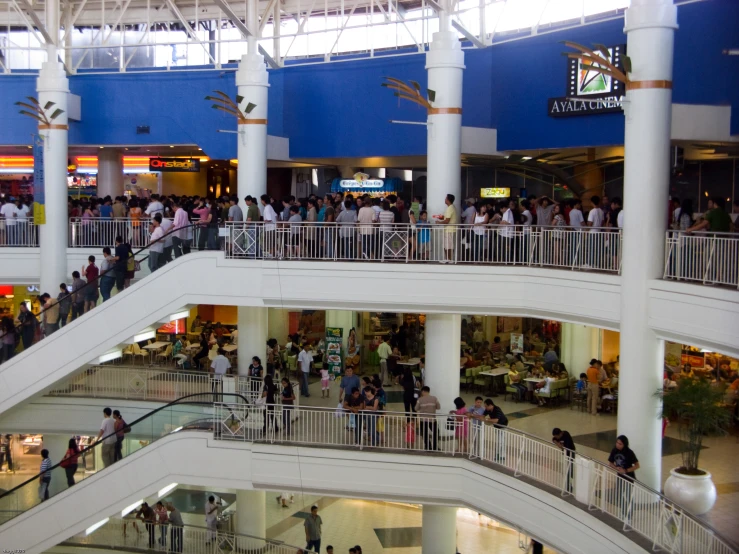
[0,392,248,502]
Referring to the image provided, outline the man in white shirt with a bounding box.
[148,215,165,272]
[159,216,174,267]
[0,200,18,245]
[568,200,585,229]
[96,407,117,467]
[462,198,476,225]
[587,196,604,231]
[144,194,164,217]
[357,202,377,259]
[298,344,313,397]
[585,196,604,268]
[172,201,190,257]
[210,347,231,402]
[498,200,516,262]
[205,495,220,544]
[260,194,278,257]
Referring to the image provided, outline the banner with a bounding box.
[510,333,524,354]
[325,327,343,378]
[33,134,45,224]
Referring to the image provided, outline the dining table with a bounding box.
[480,368,510,396]
[143,341,170,364]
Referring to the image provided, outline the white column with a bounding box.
[41,433,71,498]
[235,489,266,548]
[422,505,457,554]
[237,306,268,376]
[560,323,600,377]
[618,0,677,491]
[97,148,125,199]
[235,0,269,215]
[425,0,464,218]
[424,313,461,412]
[326,310,354,350]
[37,0,69,295]
[267,308,289,345]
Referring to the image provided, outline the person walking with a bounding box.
[416,386,440,451]
[298,343,313,398]
[39,448,52,501]
[96,407,117,467]
[16,302,37,351]
[608,435,640,519]
[56,283,72,328]
[60,437,79,487]
[552,428,576,493]
[304,505,323,553]
[148,215,165,272]
[205,495,220,544]
[167,502,184,553]
[113,410,128,461]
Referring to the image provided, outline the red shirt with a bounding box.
[85,264,99,283]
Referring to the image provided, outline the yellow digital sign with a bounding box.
[480,187,510,198]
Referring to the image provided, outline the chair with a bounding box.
[473,367,487,392]
[287,355,297,377]
[536,379,569,406]
[157,344,173,365]
[460,368,471,392]
[132,343,147,365]
[122,344,134,364]
[200,345,218,369]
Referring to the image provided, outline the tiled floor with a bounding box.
[299,372,739,544]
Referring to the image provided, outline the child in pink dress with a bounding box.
[320,368,330,398]
[450,397,469,453]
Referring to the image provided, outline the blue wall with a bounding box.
[0,0,736,159]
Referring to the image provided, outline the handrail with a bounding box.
[0,392,248,504]
[213,402,739,554]
[663,230,739,288]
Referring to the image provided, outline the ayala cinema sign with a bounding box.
[548,44,625,118]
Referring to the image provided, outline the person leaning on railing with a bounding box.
[686,196,732,234]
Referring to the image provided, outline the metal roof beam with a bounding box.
[12,0,53,44]
[211,0,280,68]
[451,18,485,48]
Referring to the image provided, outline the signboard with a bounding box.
[325,327,343,378]
[480,187,510,199]
[510,333,524,354]
[548,45,625,118]
[339,179,383,189]
[33,134,45,224]
[148,158,200,172]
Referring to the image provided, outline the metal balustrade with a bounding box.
[64,520,304,554]
[48,365,300,408]
[664,230,739,289]
[68,217,201,249]
[0,218,39,247]
[226,222,623,273]
[214,403,737,554]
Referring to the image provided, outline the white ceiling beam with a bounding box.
[12,0,53,44]
[211,0,279,68]
[163,0,217,64]
[451,19,485,48]
[259,0,280,34]
[424,0,443,14]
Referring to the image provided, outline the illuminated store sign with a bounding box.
[548,44,625,118]
[149,158,200,172]
[480,187,510,198]
[339,179,384,188]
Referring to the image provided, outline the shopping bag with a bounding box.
[333,402,344,418]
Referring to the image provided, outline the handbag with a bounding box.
[255,396,266,406]
[446,416,456,431]
[333,402,344,418]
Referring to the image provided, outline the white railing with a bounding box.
[64,519,304,554]
[0,218,39,247]
[213,403,737,554]
[227,222,623,273]
[47,365,300,408]
[664,230,739,289]
[68,217,202,249]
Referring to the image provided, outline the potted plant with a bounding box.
[656,378,733,515]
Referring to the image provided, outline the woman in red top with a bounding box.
[60,437,80,487]
[83,255,100,313]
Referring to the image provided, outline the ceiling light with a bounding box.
[121,500,143,517]
[158,483,178,498]
[27,145,32,149]
[99,146,104,149]
[97,349,122,364]
[169,145,174,148]
[198,148,202,151]
[86,518,109,536]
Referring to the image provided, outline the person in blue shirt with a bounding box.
[99,198,113,219]
[543,346,559,371]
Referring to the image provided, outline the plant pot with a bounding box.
[664,468,717,515]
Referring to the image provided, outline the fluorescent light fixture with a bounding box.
[158,483,178,498]
[130,329,156,343]
[86,517,109,536]
[377,168,386,178]
[97,349,122,364]
[121,500,143,517]
[124,168,151,174]
[171,426,183,433]
[701,349,712,353]
[169,309,190,322]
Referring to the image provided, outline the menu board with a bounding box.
[510,333,524,354]
[325,327,343,378]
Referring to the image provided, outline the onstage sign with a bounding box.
[149,158,200,172]
[548,44,626,118]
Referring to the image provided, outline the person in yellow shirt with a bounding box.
[586,359,601,416]
[438,194,458,262]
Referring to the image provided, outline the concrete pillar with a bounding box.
[422,505,457,554]
[235,0,269,215]
[326,309,354,350]
[41,433,72,498]
[560,323,600,377]
[267,308,289,345]
[425,0,464,219]
[97,148,125,199]
[237,306,268,376]
[618,0,677,491]
[36,0,69,295]
[235,489,266,548]
[424,313,461,412]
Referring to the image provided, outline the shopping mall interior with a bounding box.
[0,0,738,553]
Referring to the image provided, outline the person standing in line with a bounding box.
[136,502,157,549]
[552,428,576,493]
[112,236,132,292]
[0,317,16,362]
[40,293,60,337]
[167,503,184,553]
[205,495,220,544]
[586,360,601,416]
[416,386,441,451]
[159,214,174,267]
[56,283,72,328]
[298,343,313,398]
[113,410,128,461]
[304,505,323,553]
[39,448,52,501]
[96,407,117,467]
[60,437,79,487]
[16,302,36,351]
[70,270,86,320]
[83,256,100,312]
[99,248,116,302]
[437,193,459,263]
[148,215,165,272]
[377,335,392,387]
[171,201,190,258]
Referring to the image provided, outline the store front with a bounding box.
[330,176,405,200]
